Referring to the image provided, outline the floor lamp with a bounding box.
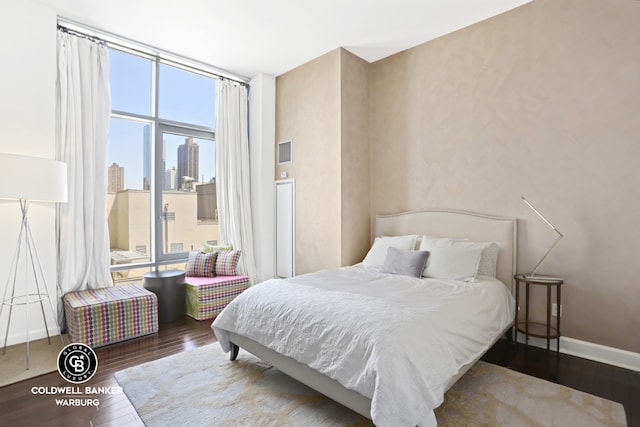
[0,153,67,369]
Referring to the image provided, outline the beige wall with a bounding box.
[276,48,371,274]
[276,50,342,274]
[339,49,371,266]
[370,0,640,353]
[276,0,640,353]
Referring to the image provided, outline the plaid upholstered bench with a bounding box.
[185,275,250,320]
[63,284,159,348]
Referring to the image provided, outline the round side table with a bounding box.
[514,274,563,353]
[143,269,186,323]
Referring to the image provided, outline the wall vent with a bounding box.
[278,140,292,164]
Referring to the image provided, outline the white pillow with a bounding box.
[419,236,486,281]
[477,241,499,278]
[361,234,420,266]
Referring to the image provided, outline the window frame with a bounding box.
[108,47,216,274]
[155,123,215,263]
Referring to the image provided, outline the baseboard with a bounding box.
[515,334,640,372]
[3,326,61,347]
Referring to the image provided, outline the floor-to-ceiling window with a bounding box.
[107,47,218,284]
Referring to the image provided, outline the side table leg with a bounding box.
[525,282,530,342]
[546,285,551,351]
[557,284,562,354]
[514,280,520,343]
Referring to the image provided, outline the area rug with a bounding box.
[114,344,626,427]
[0,334,67,387]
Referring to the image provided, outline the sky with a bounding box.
[108,48,216,190]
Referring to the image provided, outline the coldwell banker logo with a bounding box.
[57,343,98,384]
[31,343,121,408]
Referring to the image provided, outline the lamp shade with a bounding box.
[0,153,68,202]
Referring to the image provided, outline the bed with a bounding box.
[212,209,517,427]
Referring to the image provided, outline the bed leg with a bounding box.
[230,343,239,361]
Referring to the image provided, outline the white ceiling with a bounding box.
[42,0,531,79]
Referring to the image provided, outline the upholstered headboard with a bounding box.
[374,210,517,289]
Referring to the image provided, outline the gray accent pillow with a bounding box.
[382,247,430,278]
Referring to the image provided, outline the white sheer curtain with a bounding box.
[216,80,257,282]
[55,31,112,326]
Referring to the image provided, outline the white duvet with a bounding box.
[212,265,514,427]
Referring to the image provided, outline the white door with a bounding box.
[275,180,295,278]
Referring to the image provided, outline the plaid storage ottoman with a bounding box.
[63,285,158,348]
[185,275,250,320]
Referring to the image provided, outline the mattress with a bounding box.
[213,265,515,427]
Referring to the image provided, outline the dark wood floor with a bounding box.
[1,318,637,426]
[0,317,216,427]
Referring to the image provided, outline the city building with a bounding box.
[107,189,220,283]
[142,125,151,190]
[107,162,124,193]
[177,137,199,190]
[196,180,217,221]
[165,166,177,190]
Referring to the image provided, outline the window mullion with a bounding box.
[152,59,162,268]
[111,110,154,122]
[159,122,215,141]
